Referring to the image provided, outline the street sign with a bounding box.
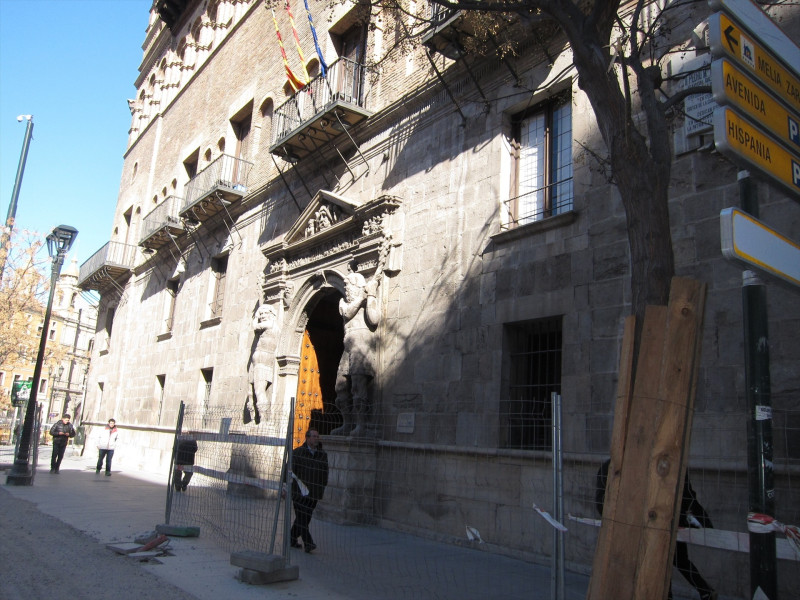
[11,381,31,407]
[711,59,800,151]
[720,207,800,287]
[713,107,800,199]
[675,53,713,136]
[708,12,800,116]
[709,0,800,68]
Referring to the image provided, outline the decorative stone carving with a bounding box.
[260,190,403,437]
[331,240,390,437]
[244,304,279,424]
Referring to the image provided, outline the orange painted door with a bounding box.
[294,330,323,448]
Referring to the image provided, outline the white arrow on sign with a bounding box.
[708,0,800,72]
[720,207,800,288]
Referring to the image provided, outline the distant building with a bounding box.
[1,257,96,429]
[77,1,799,595]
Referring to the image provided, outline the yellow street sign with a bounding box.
[713,107,800,199]
[720,208,800,288]
[709,12,800,116]
[712,59,800,152]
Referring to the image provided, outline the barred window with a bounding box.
[500,317,562,450]
[210,255,228,318]
[165,278,179,332]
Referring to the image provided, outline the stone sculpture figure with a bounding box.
[331,268,382,437]
[244,304,279,424]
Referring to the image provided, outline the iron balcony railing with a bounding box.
[429,1,458,24]
[273,56,367,143]
[502,178,574,230]
[77,241,139,287]
[181,153,252,215]
[140,195,184,245]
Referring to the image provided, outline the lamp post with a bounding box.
[0,115,34,280]
[47,365,64,425]
[7,225,77,486]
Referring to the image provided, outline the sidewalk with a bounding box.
[1,444,591,600]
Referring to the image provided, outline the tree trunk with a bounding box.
[566,27,676,322]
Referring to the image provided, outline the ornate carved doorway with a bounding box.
[293,291,343,444]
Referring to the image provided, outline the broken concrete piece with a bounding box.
[238,565,299,584]
[156,523,200,537]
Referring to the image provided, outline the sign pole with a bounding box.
[738,170,777,599]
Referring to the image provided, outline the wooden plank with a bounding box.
[589,310,667,600]
[609,304,669,600]
[634,278,706,600]
[587,278,707,600]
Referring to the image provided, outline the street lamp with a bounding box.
[0,115,34,280]
[47,365,64,424]
[7,225,77,485]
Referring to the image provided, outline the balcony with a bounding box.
[270,57,372,162]
[179,153,252,223]
[139,195,185,251]
[77,241,139,293]
[421,3,467,59]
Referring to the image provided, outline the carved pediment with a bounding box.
[285,189,362,246]
[260,192,403,304]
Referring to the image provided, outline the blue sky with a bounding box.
[0,0,152,266]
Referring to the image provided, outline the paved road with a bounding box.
[1,445,597,600]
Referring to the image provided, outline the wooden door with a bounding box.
[294,330,323,448]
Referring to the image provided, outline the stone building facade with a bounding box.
[77,0,799,593]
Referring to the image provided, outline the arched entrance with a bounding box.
[292,290,344,446]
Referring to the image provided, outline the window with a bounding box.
[200,368,213,426]
[122,206,134,246]
[500,317,562,450]
[508,94,572,227]
[209,255,228,318]
[48,326,56,341]
[39,379,48,394]
[231,104,252,185]
[232,106,252,162]
[165,278,179,332]
[96,382,104,419]
[332,23,366,103]
[184,150,199,180]
[104,308,115,350]
[156,374,166,425]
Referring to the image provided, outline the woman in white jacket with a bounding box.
[96,419,119,476]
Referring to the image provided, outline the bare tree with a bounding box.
[0,229,65,410]
[368,0,715,347]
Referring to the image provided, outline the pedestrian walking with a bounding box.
[287,428,328,553]
[95,418,119,476]
[595,458,717,600]
[173,435,198,491]
[49,414,75,473]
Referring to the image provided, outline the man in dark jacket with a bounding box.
[49,414,75,473]
[289,428,329,553]
[595,459,716,600]
[173,435,198,491]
